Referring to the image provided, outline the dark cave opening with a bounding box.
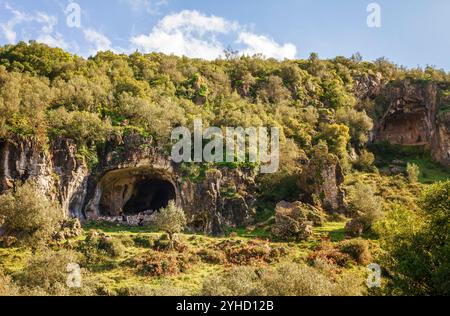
[123,179,176,215]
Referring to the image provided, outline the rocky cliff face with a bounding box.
[359,78,450,167]
[0,137,88,218]
[0,133,256,235]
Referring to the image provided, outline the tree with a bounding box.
[319,123,350,159]
[336,108,373,148]
[406,163,420,183]
[376,181,450,295]
[0,182,63,248]
[154,201,187,247]
[345,181,383,236]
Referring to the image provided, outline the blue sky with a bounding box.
[0,0,449,70]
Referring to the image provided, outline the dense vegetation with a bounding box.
[0,42,449,296]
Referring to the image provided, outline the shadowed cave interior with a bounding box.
[123,178,176,214]
[98,169,176,216]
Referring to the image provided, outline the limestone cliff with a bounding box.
[361,78,450,166]
[0,133,256,235]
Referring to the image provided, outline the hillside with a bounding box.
[0,42,449,296]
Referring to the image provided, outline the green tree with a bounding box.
[376,181,450,295]
[154,201,187,247]
[0,182,63,248]
[406,163,420,183]
[319,123,350,159]
[336,108,373,148]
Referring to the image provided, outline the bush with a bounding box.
[16,249,94,296]
[406,162,420,183]
[133,234,155,248]
[202,263,364,296]
[377,181,450,295]
[197,248,226,264]
[345,182,383,235]
[338,239,372,265]
[128,250,195,277]
[0,182,63,247]
[353,150,375,171]
[214,240,286,265]
[308,240,353,267]
[78,232,125,264]
[0,270,20,296]
[271,201,322,242]
[53,218,83,242]
[154,201,187,245]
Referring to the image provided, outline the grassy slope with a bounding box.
[0,221,350,295]
[1,156,444,295]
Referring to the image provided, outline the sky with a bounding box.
[0,0,449,70]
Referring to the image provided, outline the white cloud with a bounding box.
[0,3,69,49]
[157,10,239,35]
[131,10,239,60]
[124,0,168,15]
[130,10,297,60]
[0,3,30,43]
[237,32,297,60]
[83,28,114,54]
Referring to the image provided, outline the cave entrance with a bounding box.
[123,178,176,215]
[97,168,177,217]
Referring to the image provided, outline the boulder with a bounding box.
[271,201,323,241]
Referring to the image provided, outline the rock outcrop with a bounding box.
[372,79,450,166]
[0,137,87,218]
[0,133,256,235]
[271,201,323,241]
[298,145,346,213]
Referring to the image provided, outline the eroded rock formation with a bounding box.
[372,79,450,166]
[0,133,256,235]
[298,146,346,213]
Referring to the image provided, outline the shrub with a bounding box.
[16,249,93,296]
[154,201,187,246]
[406,162,420,183]
[0,270,20,296]
[133,234,155,248]
[128,250,194,277]
[202,263,364,296]
[0,182,63,247]
[345,182,383,235]
[336,108,373,148]
[53,218,83,242]
[202,266,265,296]
[78,232,125,264]
[353,150,375,171]
[377,181,450,295]
[338,239,373,265]
[214,240,286,265]
[308,240,352,267]
[197,248,226,264]
[271,201,321,242]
